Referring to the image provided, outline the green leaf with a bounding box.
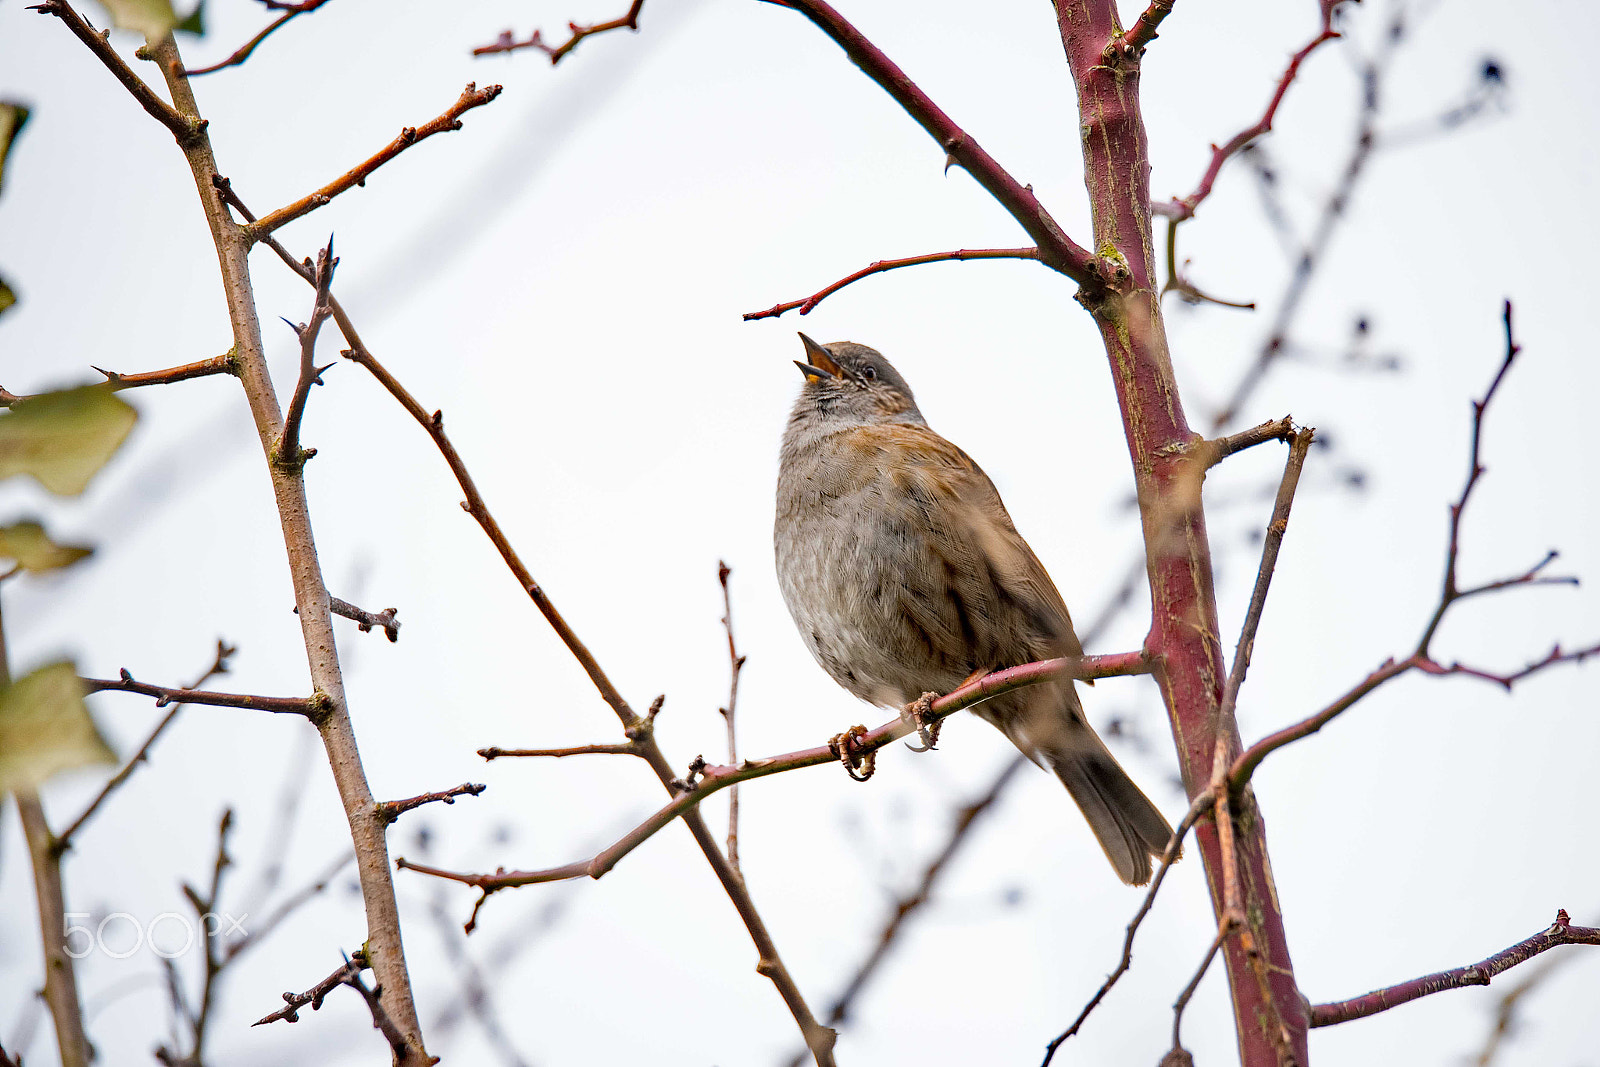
[175,0,205,36]
[0,276,14,319]
[0,386,137,496]
[98,0,180,40]
[0,101,28,198]
[0,661,116,794]
[0,521,93,573]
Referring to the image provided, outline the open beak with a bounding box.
[796,333,844,381]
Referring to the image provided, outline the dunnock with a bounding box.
[774,335,1173,885]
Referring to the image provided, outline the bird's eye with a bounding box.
[862,366,877,380]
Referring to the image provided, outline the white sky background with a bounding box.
[1,0,1598,1064]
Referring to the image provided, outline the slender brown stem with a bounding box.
[247,83,502,238]
[133,32,429,1060]
[1310,912,1600,1026]
[81,672,313,716]
[375,782,486,825]
[743,247,1042,321]
[277,240,336,468]
[57,640,235,849]
[479,743,638,759]
[185,0,333,76]
[1170,920,1233,1054]
[30,1,195,143]
[473,0,646,63]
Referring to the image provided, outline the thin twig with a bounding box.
[479,743,638,760]
[376,782,487,825]
[1040,790,1213,1063]
[717,561,746,871]
[298,595,401,641]
[1155,13,1342,221]
[30,1,196,143]
[247,83,502,238]
[743,247,1041,321]
[1197,416,1297,470]
[780,0,1098,283]
[57,640,236,849]
[1310,911,1600,1026]
[82,671,314,716]
[1169,920,1233,1055]
[252,955,369,1026]
[277,239,336,468]
[398,652,1155,901]
[185,0,333,76]
[473,0,646,63]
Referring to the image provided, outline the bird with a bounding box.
[774,334,1174,885]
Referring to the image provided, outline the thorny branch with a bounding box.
[254,951,406,1055]
[30,1,196,143]
[253,213,838,1066]
[0,351,236,406]
[185,0,334,77]
[277,239,336,468]
[744,248,1041,321]
[246,83,502,238]
[473,0,645,63]
[1309,911,1600,1026]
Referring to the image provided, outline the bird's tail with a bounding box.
[1047,732,1175,886]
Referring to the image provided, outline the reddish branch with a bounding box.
[0,353,236,407]
[1155,13,1342,221]
[376,782,486,825]
[473,0,645,63]
[1120,0,1176,55]
[779,1,1099,284]
[744,247,1041,321]
[83,669,315,716]
[246,83,502,238]
[1310,911,1600,1026]
[1229,303,1594,792]
[186,0,334,76]
[399,652,1153,905]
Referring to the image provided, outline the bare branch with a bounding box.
[743,247,1041,321]
[717,560,746,870]
[779,1,1098,284]
[1310,911,1600,1027]
[31,0,197,144]
[1041,789,1213,1063]
[376,782,487,825]
[185,0,333,77]
[298,594,401,641]
[247,83,502,238]
[479,743,638,760]
[57,640,235,849]
[277,239,336,468]
[399,652,1155,908]
[1155,13,1341,222]
[1196,416,1297,470]
[472,0,645,63]
[1119,0,1175,55]
[83,670,314,716]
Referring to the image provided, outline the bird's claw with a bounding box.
[902,692,942,752]
[829,725,876,782]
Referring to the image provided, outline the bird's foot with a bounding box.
[828,725,876,782]
[902,691,943,752]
